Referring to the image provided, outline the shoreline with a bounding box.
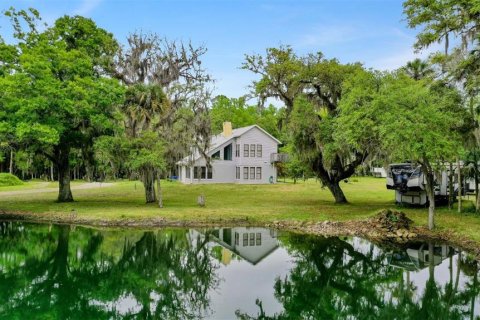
[1,209,479,262]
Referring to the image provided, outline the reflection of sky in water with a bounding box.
[0,223,478,319]
[408,254,480,315]
[209,246,295,319]
[202,234,480,319]
[348,237,480,319]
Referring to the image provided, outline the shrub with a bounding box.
[0,173,24,187]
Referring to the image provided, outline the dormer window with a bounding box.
[212,150,220,160]
[224,144,232,160]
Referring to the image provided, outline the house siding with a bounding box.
[178,126,279,184]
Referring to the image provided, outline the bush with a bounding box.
[0,173,24,187]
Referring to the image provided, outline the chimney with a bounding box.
[223,122,232,137]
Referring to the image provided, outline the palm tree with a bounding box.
[403,58,434,80]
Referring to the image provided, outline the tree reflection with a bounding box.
[0,222,218,319]
[236,235,480,320]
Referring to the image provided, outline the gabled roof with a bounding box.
[177,124,281,165]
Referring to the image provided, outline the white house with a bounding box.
[177,122,282,184]
[188,227,279,265]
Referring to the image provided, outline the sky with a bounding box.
[0,0,437,100]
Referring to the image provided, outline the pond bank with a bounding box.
[1,209,479,262]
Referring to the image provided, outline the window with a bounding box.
[256,233,261,246]
[243,167,249,179]
[224,144,232,160]
[249,233,255,246]
[243,233,248,246]
[256,167,262,180]
[236,167,240,180]
[256,144,262,157]
[235,144,240,157]
[194,166,211,180]
[235,232,239,245]
[186,167,191,179]
[207,166,213,179]
[250,167,255,180]
[250,144,255,157]
[244,144,249,157]
[212,151,220,160]
[193,167,199,179]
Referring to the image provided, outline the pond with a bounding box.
[0,222,478,319]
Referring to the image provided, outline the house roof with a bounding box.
[177,124,281,165]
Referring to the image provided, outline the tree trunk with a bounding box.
[56,147,73,202]
[50,163,54,181]
[85,165,93,182]
[474,152,479,212]
[325,180,348,204]
[141,169,156,203]
[9,149,13,174]
[422,166,436,230]
[457,158,462,213]
[156,172,163,208]
[428,194,435,230]
[110,160,116,181]
[53,226,70,320]
[448,163,454,210]
[428,242,435,279]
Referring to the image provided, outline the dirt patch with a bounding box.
[0,208,479,262]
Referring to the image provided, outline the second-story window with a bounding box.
[250,144,255,157]
[256,144,262,157]
[235,144,240,157]
[244,144,249,157]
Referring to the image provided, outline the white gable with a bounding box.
[177,124,280,165]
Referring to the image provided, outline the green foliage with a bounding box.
[126,131,166,173]
[337,72,467,165]
[210,95,282,138]
[0,173,23,186]
[377,74,465,163]
[281,144,312,181]
[242,46,304,112]
[238,47,371,202]
[0,10,123,155]
[402,58,434,80]
[0,9,124,201]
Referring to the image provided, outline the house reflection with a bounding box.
[189,227,279,265]
[388,242,454,271]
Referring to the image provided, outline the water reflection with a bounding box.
[189,227,279,265]
[0,222,478,319]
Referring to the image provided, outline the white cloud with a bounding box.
[74,0,103,16]
[367,43,442,71]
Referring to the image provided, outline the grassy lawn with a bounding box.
[0,177,479,241]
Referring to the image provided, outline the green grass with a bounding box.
[0,177,479,242]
